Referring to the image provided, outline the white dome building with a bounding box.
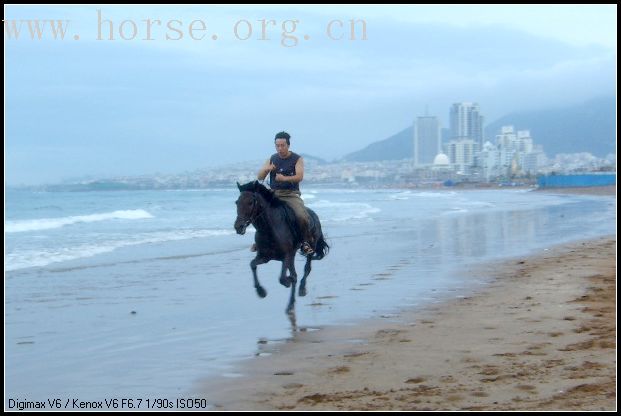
[432,153,450,169]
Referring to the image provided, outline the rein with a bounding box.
[238,192,268,226]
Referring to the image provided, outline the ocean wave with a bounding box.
[5,228,237,271]
[308,200,381,222]
[440,207,469,215]
[5,209,154,233]
[413,191,457,198]
[386,191,458,200]
[389,191,414,200]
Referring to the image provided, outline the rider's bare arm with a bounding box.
[258,159,275,180]
[275,158,304,183]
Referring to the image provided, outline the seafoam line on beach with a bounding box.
[5,209,154,233]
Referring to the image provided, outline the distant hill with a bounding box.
[484,96,615,157]
[340,127,414,162]
[300,153,329,165]
[341,96,615,162]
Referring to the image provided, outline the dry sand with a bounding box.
[200,236,616,411]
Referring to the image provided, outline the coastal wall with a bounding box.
[538,173,616,188]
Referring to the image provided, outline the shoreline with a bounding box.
[198,236,616,410]
[535,185,616,196]
[13,184,616,196]
[383,184,616,195]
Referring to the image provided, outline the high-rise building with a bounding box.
[413,116,441,166]
[447,139,478,173]
[449,102,484,147]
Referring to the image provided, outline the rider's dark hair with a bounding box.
[274,131,290,145]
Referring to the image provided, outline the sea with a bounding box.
[5,186,616,406]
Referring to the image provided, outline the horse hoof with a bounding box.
[298,287,307,297]
[256,287,267,298]
[279,277,291,288]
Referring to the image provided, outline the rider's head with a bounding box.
[274,131,290,157]
[274,131,290,145]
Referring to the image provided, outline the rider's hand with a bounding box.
[262,162,276,177]
[264,162,276,173]
[275,173,287,182]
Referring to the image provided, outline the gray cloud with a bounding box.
[5,6,616,185]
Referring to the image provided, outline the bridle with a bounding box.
[236,192,266,227]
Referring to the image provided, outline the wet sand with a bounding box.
[200,236,616,411]
[537,185,616,196]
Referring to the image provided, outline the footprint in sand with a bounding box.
[446,394,465,402]
[283,383,304,389]
[375,329,404,338]
[327,366,350,374]
[405,376,427,384]
[344,351,370,359]
[478,366,500,376]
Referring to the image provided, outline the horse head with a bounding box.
[234,190,255,235]
[235,181,269,234]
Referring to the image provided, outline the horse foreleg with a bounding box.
[285,255,298,314]
[250,256,268,298]
[279,260,292,288]
[298,256,312,297]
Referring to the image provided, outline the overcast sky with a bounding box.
[5,5,617,185]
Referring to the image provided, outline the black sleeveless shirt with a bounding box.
[269,152,301,191]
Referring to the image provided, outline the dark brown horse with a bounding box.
[234,181,329,314]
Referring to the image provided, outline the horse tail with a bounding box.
[312,235,330,260]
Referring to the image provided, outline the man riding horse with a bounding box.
[255,131,315,255]
[234,131,329,313]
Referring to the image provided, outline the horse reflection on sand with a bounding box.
[234,181,329,315]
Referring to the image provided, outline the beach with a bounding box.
[200,236,616,411]
[537,185,616,196]
[5,187,616,408]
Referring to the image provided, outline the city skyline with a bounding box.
[6,102,616,188]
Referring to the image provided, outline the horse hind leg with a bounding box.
[251,256,268,298]
[298,257,312,297]
[285,255,298,314]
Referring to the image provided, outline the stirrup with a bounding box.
[301,242,314,255]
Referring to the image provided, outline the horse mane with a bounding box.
[237,181,285,207]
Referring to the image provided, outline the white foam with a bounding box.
[5,210,154,233]
[440,207,469,215]
[413,191,457,198]
[389,191,414,200]
[5,228,236,271]
[308,200,380,222]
